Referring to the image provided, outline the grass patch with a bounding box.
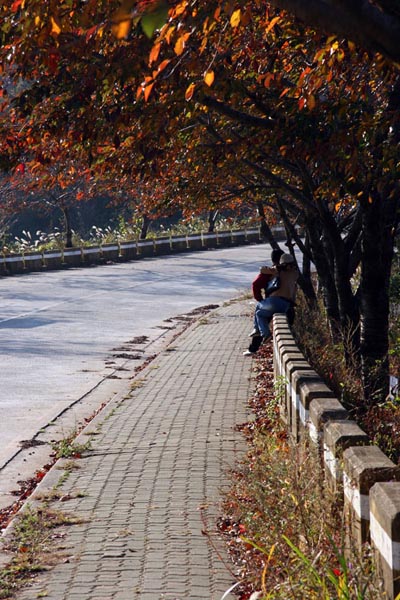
[51,431,91,460]
[129,378,146,390]
[0,505,82,599]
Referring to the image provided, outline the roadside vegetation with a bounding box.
[220,343,385,599]
[0,505,82,600]
[219,256,400,598]
[2,215,256,255]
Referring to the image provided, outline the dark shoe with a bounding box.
[248,336,262,353]
[261,334,272,344]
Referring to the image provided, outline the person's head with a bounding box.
[271,248,284,266]
[278,253,296,271]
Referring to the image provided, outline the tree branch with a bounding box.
[202,96,276,129]
[270,0,400,61]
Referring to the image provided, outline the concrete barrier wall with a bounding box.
[272,313,400,599]
[0,228,271,277]
[370,483,400,599]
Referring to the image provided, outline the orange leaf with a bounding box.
[165,25,176,44]
[12,0,25,11]
[50,16,61,36]
[112,19,132,39]
[171,1,188,18]
[136,85,144,100]
[185,82,195,101]
[241,8,252,26]
[265,16,280,34]
[314,48,326,63]
[149,43,161,66]
[264,73,274,88]
[174,33,190,55]
[230,9,241,28]
[307,94,316,110]
[199,37,208,55]
[144,82,154,101]
[279,87,290,98]
[204,70,214,87]
[157,58,170,73]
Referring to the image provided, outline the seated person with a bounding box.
[254,253,298,344]
[243,248,283,356]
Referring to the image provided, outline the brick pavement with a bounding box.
[13,300,254,600]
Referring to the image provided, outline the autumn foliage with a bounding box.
[1,1,400,403]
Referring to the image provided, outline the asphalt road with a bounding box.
[0,243,282,477]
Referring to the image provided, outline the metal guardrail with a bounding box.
[0,227,287,276]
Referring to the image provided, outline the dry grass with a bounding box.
[220,346,385,599]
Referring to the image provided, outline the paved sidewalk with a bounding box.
[10,300,254,600]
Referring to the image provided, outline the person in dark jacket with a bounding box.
[243,248,283,356]
[254,253,298,343]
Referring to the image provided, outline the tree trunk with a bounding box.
[359,193,397,404]
[256,202,280,248]
[318,206,360,358]
[331,237,360,358]
[306,214,341,338]
[296,233,317,306]
[63,207,73,248]
[140,215,150,240]
[208,210,219,232]
[278,204,317,304]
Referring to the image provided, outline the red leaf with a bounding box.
[15,163,25,174]
[11,0,23,12]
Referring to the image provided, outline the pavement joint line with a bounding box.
[0,300,240,527]
[0,302,238,515]
[0,298,254,599]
